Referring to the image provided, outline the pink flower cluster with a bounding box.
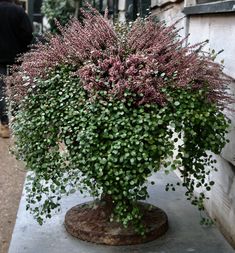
[7,6,231,107]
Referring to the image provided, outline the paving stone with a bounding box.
[8,171,235,253]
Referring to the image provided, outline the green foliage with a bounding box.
[41,0,75,32]
[41,0,102,33]
[162,87,229,218]
[12,65,229,232]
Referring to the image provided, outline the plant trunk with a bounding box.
[100,194,114,217]
[74,0,81,18]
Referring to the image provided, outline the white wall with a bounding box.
[205,154,235,246]
[188,15,235,249]
[187,15,235,79]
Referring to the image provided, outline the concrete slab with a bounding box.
[8,171,235,253]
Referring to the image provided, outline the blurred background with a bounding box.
[18,0,151,34]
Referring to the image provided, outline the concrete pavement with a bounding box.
[8,171,235,253]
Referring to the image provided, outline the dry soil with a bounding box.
[0,138,25,253]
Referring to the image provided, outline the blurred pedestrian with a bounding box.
[0,0,33,138]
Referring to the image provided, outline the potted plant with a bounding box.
[7,6,232,245]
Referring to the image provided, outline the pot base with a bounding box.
[64,201,168,245]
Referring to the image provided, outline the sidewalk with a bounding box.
[8,171,235,253]
[0,139,25,253]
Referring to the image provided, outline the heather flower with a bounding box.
[7,6,232,108]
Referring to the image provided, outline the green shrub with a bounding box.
[8,9,231,233]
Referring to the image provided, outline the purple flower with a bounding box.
[7,6,232,108]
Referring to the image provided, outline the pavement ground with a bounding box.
[8,171,235,253]
[0,138,25,253]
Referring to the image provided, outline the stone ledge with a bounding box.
[151,0,183,9]
[183,0,235,15]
